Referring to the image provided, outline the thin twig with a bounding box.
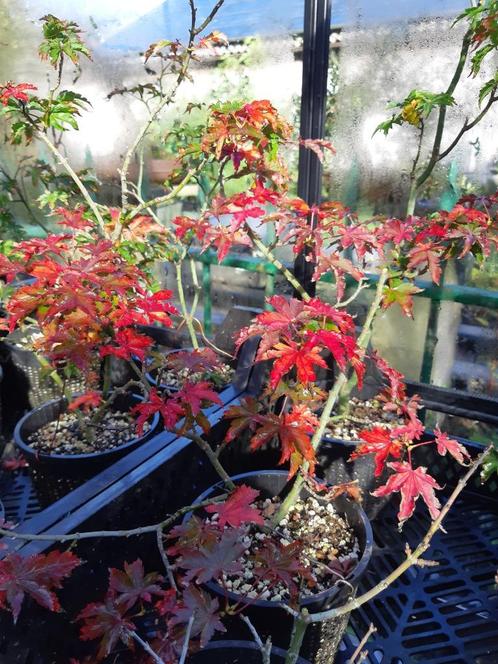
[347,623,377,664]
[130,630,165,664]
[178,614,195,664]
[437,91,498,163]
[156,528,178,592]
[336,279,368,308]
[0,497,227,545]
[192,317,234,358]
[240,615,272,664]
[129,160,207,217]
[245,225,310,301]
[36,131,106,232]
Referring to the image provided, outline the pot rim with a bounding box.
[13,393,160,461]
[188,469,373,612]
[145,346,232,391]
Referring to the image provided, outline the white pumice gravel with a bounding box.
[217,494,358,603]
[27,410,149,455]
[326,397,404,441]
[155,363,234,391]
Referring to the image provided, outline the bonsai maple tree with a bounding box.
[0,2,497,663]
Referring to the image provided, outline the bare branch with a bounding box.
[0,496,227,546]
[178,613,195,664]
[156,528,178,592]
[130,631,165,664]
[347,623,377,664]
[240,615,272,664]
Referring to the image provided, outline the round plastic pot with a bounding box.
[189,470,373,660]
[13,392,160,478]
[145,347,193,391]
[187,640,310,663]
[146,347,233,392]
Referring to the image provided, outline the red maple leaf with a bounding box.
[223,397,265,443]
[1,455,28,471]
[337,223,378,259]
[304,298,356,333]
[250,178,281,205]
[350,427,403,477]
[266,339,327,388]
[154,587,177,617]
[434,427,471,465]
[55,206,92,231]
[100,328,154,361]
[251,539,315,602]
[310,329,358,374]
[205,485,264,528]
[166,348,221,374]
[170,586,226,648]
[0,550,81,622]
[373,352,407,403]
[108,559,164,612]
[68,391,102,412]
[313,253,364,300]
[379,218,415,244]
[174,381,222,416]
[249,407,319,478]
[197,30,229,49]
[132,388,184,434]
[166,516,219,557]
[0,254,23,283]
[77,599,135,661]
[299,137,336,162]
[407,243,443,284]
[0,82,37,105]
[372,461,442,524]
[177,529,246,585]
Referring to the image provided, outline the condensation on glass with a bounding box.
[0,0,304,328]
[317,1,498,419]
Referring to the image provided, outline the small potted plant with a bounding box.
[0,217,178,472]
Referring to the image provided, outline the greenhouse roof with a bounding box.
[105,0,468,51]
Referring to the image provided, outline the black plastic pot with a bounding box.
[188,640,310,663]
[13,392,160,478]
[145,347,192,390]
[146,346,233,392]
[190,470,373,662]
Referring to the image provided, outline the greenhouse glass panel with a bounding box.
[0,0,304,329]
[320,0,498,413]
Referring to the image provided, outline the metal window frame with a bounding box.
[294,0,332,297]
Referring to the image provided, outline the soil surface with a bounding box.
[220,494,358,602]
[27,410,149,455]
[326,397,404,441]
[154,363,234,391]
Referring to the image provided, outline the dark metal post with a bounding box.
[294,0,332,297]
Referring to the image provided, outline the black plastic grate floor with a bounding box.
[0,471,41,524]
[338,492,498,664]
